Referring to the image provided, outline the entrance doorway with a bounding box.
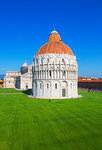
[26,84,28,89]
[62,89,66,97]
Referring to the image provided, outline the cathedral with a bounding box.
[4,61,32,90]
[32,30,78,99]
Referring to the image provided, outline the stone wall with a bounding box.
[32,54,78,99]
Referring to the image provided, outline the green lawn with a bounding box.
[0,90,102,150]
[78,88,88,92]
[0,88,24,93]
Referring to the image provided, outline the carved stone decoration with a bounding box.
[32,29,78,99]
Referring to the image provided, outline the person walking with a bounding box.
[49,98,51,102]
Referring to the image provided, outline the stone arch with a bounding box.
[62,58,65,63]
[47,58,49,63]
[33,80,37,96]
[51,80,61,98]
[46,80,52,86]
[37,80,44,97]
[46,80,51,97]
[61,81,68,97]
[62,81,68,87]
[68,58,71,64]
[54,58,57,63]
[56,80,61,86]
[37,80,44,88]
[70,83,72,89]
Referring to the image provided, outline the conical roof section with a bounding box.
[36,30,73,56]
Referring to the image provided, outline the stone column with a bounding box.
[46,70,48,79]
[69,71,70,79]
[65,70,67,79]
[58,70,59,79]
[45,70,46,79]
[41,71,42,79]
[38,70,39,79]
[37,71,38,79]
[43,70,45,79]
[55,70,56,79]
[53,70,55,79]
[42,71,44,79]
[52,70,53,79]
[50,83,52,98]
[39,71,41,79]
[62,70,63,79]
[56,70,58,79]
[66,70,68,79]
[60,84,62,98]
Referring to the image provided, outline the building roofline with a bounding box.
[6,71,20,73]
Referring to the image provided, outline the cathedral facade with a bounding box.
[4,61,32,90]
[32,30,78,99]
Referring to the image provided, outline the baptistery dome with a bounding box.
[36,30,73,56]
[32,29,78,99]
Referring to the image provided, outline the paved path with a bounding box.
[0,93,24,94]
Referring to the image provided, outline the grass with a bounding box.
[78,88,88,92]
[0,89,102,150]
[0,88,24,93]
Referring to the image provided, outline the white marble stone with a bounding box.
[4,62,32,90]
[32,53,78,99]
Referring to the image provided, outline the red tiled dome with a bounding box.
[36,30,73,56]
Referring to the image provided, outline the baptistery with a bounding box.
[32,29,78,99]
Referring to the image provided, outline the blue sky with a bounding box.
[0,0,102,77]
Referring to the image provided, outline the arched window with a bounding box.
[70,83,72,89]
[47,58,49,63]
[41,59,43,63]
[62,58,64,63]
[54,58,57,63]
[63,71,65,76]
[55,83,57,89]
[47,83,49,89]
[49,71,51,77]
[40,83,42,89]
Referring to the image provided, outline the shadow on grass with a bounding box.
[23,89,32,95]
[55,102,63,103]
